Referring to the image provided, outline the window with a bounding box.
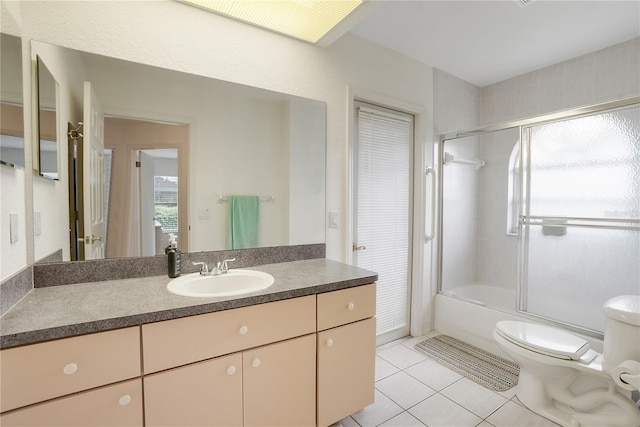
[154,176,178,232]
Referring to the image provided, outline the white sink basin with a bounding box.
[167,270,275,297]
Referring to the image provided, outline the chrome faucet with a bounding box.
[192,261,212,276]
[193,258,236,276]
[218,258,236,274]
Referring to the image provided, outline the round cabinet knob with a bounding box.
[347,302,355,311]
[227,366,237,376]
[239,326,248,335]
[327,339,334,347]
[63,363,78,375]
[252,358,261,368]
[119,395,131,406]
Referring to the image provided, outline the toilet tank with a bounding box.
[602,295,640,373]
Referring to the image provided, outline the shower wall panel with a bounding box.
[441,136,481,292]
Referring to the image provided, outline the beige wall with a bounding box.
[480,37,640,124]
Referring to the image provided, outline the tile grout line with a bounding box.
[349,337,564,427]
[373,357,500,427]
[372,340,525,427]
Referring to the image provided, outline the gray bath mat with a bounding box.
[414,335,519,392]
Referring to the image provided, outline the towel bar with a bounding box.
[217,194,274,203]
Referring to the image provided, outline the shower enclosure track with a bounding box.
[441,95,640,142]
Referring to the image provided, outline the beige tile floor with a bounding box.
[337,336,561,427]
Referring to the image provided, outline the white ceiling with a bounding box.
[349,0,640,87]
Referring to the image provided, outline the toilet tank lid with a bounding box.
[603,295,640,326]
[495,320,590,360]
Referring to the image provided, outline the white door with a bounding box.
[138,150,156,256]
[353,101,413,344]
[82,81,105,259]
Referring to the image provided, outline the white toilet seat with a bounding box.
[493,298,640,427]
[495,321,596,363]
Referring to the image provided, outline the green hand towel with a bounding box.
[227,195,259,249]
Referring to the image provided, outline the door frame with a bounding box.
[67,122,83,261]
[347,85,433,341]
[136,149,160,256]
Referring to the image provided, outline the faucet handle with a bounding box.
[221,258,236,273]
[192,261,209,275]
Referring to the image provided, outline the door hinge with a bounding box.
[135,161,141,168]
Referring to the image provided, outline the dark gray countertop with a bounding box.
[0,259,377,349]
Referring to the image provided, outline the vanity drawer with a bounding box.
[0,327,141,413]
[142,295,316,373]
[0,379,142,427]
[317,283,376,331]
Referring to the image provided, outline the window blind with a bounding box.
[355,106,412,336]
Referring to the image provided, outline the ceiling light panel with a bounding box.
[180,0,363,44]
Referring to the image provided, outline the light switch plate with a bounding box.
[9,212,18,243]
[328,211,339,228]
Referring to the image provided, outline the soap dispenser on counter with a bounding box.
[165,234,181,278]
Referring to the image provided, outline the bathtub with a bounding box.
[434,283,603,356]
[441,283,515,313]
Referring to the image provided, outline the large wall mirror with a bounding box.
[32,42,326,263]
[0,33,25,169]
[34,56,58,179]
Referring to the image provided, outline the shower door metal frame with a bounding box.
[436,95,640,338]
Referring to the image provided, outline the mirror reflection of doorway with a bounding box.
[103,117,188,259]
[137,149,178,256]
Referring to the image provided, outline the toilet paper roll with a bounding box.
[612,359,640,391]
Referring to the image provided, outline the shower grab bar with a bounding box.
[442,152,485,169]
[521,215,640,231]
[425,166,436,242]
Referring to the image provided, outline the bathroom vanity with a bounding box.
[0,259,377,427]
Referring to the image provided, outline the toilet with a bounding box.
[494,295,640,427]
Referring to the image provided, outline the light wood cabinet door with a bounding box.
[144,353,243,427]
[0,327,141,412]
[243,334,316,427]
[317,317,376,427]
[0,379,142,427]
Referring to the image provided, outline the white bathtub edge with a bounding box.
[434,293,604,357]
[434,293,522,358]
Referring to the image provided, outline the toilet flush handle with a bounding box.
[620,372,640,390]
[614,360,640,391]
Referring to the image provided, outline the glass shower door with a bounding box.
[439,127,521,305]
[519,104,640,334]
